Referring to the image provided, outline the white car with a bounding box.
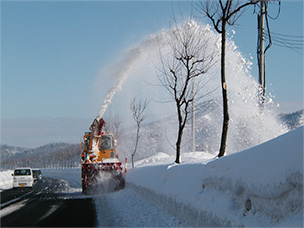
[12,168,34,188]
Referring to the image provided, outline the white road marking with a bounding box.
[37,203,61,223]
[0,199,30,218]
[0,190,33,208]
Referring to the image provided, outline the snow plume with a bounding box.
[96,49,138,121]
[95,36,160,122]
[96,19,288,160]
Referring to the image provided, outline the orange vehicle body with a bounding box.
[81,118,124,194]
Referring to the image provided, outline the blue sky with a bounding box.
[1,1,303,147]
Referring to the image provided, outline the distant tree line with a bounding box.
[1,143,81,170]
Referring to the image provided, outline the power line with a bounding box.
[263,31,304,54]
[271,31,304,38]
[265,0,281,20]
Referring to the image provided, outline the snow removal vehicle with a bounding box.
[81,118,125,194]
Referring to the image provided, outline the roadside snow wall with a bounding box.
[0,170,13,191]
[126,126,303,227]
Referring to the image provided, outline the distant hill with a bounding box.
[0,143,81,170]
[0,144,28,160]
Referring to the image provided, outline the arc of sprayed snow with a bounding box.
[95,35,161,122]
[96,52,138,121]
[96,84,123,121]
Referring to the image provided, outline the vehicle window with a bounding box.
[100,135,113,150]
[33,170,39,175]
[14,169,31,176]
[86,135,91,151]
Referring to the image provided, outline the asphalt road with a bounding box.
[0,177,97,227]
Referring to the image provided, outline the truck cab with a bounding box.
[81,132,119,163]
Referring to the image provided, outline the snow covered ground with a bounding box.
[0,170,13,191]
[127,126,303,227]
[1,126,302,227]
[95,188,181,227]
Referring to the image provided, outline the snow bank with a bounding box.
[126,126,303,227]
[134,152,215,168]
[134,152,174,167]
[0,170,13,191]
[95,188,181,227]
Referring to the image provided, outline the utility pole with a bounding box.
[257,0,266,106]
[192,78,195,152]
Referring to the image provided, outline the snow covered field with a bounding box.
[1,126,302,227]
[127,126,303,227]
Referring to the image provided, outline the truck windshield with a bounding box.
[86,135,91,151]
[100,135,113,150]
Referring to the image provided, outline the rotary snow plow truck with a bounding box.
[81,118,125,194]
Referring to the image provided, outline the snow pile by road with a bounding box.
[0,170,13,191]
[95,188,181,227]
[134,152,215,167]
[126,126,303,227]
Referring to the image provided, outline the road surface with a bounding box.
[0,177,97,227]
[1,169,181,227]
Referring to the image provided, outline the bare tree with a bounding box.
[197,0,258,157]
[158,20,216,164]
[130,98,149,168]
[113,115,122,141]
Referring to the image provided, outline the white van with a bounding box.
[12,168,34,188]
